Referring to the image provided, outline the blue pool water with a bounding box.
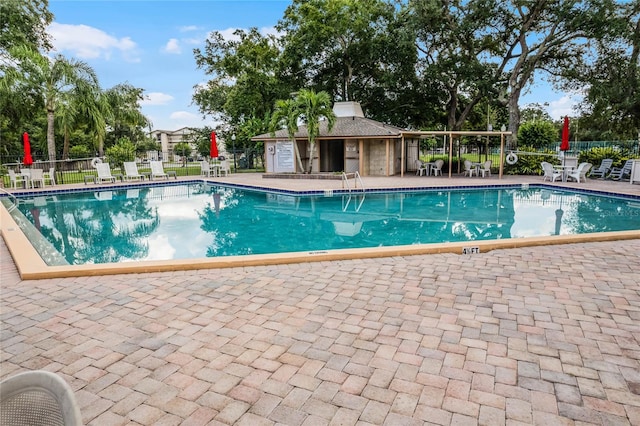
[7,183,640,265]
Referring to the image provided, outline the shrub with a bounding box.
[578,147,626,168]
[518,121,557,149]
[503,145,558,175]
[105,137,136,171]
[69,145,91,159]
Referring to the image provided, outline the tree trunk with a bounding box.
[507,85,522,147]
[293,141,305,173]
[62,131,70,160]
[47,108,56,162]
[306,141,315,174]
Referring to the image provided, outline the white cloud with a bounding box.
[141,92,174,106]
[48,22,139,62]
[547,95,580,120]
[163,38,181,54]
[179,25,200,32]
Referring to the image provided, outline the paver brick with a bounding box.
[2,227,640,426]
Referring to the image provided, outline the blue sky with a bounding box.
[48,0,577,132]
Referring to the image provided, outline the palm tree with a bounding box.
[296,89,336,174]
[1,46,101,162]
[270,89,336,173]
[270,98,305,172]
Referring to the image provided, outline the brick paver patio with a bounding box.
[2,174,639,424]
[2,236,639,425]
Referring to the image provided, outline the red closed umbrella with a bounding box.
[210,131,219,159]
[560,116,570,152]
[23,132,33,166]
[560,116,570,166]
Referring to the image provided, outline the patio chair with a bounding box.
[607,159,634,181]
[8,170,25,189]
[0,370,82,426]
[541,162,562,182]
[43,167,56,186]
[566,162,592,183]
[218,159,231,176]
[95,163,116,184]
[463,160,477,177]
[588,158,613,179]
[415,160,428,176]
[431,159,444,176]
[200,160,213,177]
[123,162,144,181]
[29,169,46,188]
[478,160,492,178]
[150,161,177,180]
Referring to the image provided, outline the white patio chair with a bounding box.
[218,160,231,176]
[123,162,144,181]
[0,370,82,426]
[95,163,116,184]
[478,160,492,178]
[29,169,46,188]
[431,159,444,176]
[200,160,212,177]
[8,170,25,189]
[541,162,562,182]
[566,162,592,183]
[415,160,427,176]
[43,167,56,185]
[463,160,476,177]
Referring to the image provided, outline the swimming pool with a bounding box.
[5,182,640,269]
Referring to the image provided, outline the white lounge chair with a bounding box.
[123,162,144,181]
[150,161,177,180]
[95,163,116,183]
[0,370,82,426]
[541,162,562,182]
[566,162,592,183]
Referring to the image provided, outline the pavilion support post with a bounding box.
[448,131,454,178]
[499,133,505,179]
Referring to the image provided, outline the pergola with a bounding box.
[400,130,513,179]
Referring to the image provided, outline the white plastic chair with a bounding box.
[200,160,212,177]
[29,169,46,188]
[8,170,25,189]
[566,162,592,183]
[218,160,231,176]
[479,160,492,178]
[0,370,82,426]
[541,162,562,182]
[431,159,444,176]
[463,160,476,177]
[43,167,56,186]
[415,160,427,176]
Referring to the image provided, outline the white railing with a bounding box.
[341,171,364,193]
[0,188,19,212]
